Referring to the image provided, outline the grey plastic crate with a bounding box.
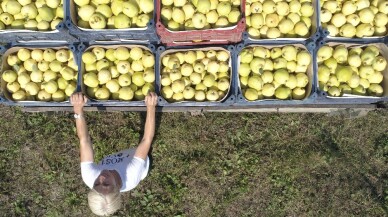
[77,42,157,107]
[314,40,388,104]
[156,45,236,106]
[234,41,318,105]
[245,0,320,43]
[65,0,160,43]
[0,2,77,43]
[318,0,388,41]
[0,43,79,107]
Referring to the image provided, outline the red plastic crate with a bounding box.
[156,0,246,46]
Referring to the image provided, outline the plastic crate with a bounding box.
[314,40,388,104]
[244,0,319,42]
[77,42,157,107]
[65,0,160,43]
[156,45,236,106]
[234,41,317,105]
[0,2,77,43]
[155,0,246,46]
[0,43,79,107]
[318,0,388,41]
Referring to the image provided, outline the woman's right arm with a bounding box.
[134,92,157,160]
[71,92,94,163]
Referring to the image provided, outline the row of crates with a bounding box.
[0,0,387,45]
[0,38,387,107]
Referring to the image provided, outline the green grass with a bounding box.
[0,106,387,216]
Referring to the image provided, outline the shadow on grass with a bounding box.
[319,128,344,158]
[319,129,388,213]
[373,133,388,212]
[362,175,388,213]
[374,133,388,161]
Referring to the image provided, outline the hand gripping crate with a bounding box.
[155,0,246,46]
[65,0,160,43]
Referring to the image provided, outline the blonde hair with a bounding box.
[88,187,122,216]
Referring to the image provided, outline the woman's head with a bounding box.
[88,170,122,216]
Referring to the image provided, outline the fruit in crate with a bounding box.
[0,0,64,30]
[82,46,155,101]
[317,44,386,97]
[160,49,231,102]
[161,0,241,30]
[1,48,78,101]
[239,46,311,100]
[320,0,388,37]
[74,0,154,29]
[246,0,314,39]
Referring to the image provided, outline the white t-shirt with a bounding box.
[81,148,149,192]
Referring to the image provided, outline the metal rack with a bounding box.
[0,0,387,112]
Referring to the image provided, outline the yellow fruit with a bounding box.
[292,87,306,100]
[52,90,66,102]
[317,46,333,63]
[296,50,311,66]
[358,8,375,24]
[278,18,294,34]
[328,86,341,96]
[275,86,291,99]
[300,2,314,17]
[320,9,332,23]
[131,72,144,86]
[244,88,259,101]
[368,84,383,96]
[114,13,131,28]
[266,27,281,38]
[336,66,353,83]
[82,52,97,64]
[247,75,263,91]
[342,1,357,16]
[2,70,17,83]
[294,22,309,37]
[296,73,308,88]
[274,69,289,84]
[13,90,27,101]
[265,13,279,28]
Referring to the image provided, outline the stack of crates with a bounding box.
[0,0,387,109]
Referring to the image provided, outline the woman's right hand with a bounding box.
[145,92,158,109]
[70,92,87,114]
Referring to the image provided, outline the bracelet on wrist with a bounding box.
[74,113,83,119]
